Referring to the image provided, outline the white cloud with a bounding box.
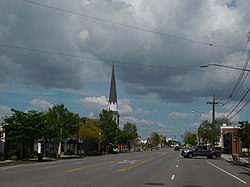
[78,30,89,41]
[0,105,12,122]
[30,98,53,111]
[169,112,189,119]
[80,96,108,107]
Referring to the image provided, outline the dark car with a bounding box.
[181,145,221,159]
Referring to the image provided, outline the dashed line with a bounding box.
[206,161,247,184]
[171,174,175,180]
[176,164,179,168]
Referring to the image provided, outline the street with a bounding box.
[0,148,249,187]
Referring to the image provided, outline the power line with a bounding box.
[225,87,250,119]
[0,42,201,72]
[19,0,247,52]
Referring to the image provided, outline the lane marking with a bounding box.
[117,160,139,164]
[43,166,57,169]
[117,158,155,173]
[206,161,247,184]
[171,175,175,180]
[64,160,115,173]
[176,164,179,168]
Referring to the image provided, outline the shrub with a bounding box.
[8,150,17,159]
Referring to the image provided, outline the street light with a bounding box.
[191,110,210,122]
[200,63,250,72]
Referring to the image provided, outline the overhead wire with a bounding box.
[7,0,250,119]
[18,0,247,52]
[0,42,202,72]
[223,50,250,108]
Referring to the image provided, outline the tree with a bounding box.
[198,120,220,146]
[150,132,161,148]
[123,122,138,151]
[99,109,117,145]
[45,104,79,156]
[79,118,102,155]
[3,109,46,159]
[238,121,250,162]
[215,117,233,126]
[183,131,197,146]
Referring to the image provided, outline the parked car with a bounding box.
[181,145,221,159]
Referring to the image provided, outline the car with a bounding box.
[181,145,221,159]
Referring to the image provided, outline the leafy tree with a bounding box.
[198,120,220,147]
[115,129,127,144]
[183,131,197,146]
[150,132,161,147]
[99,109,117,145]
[79,118,101,141]
[45,104,79,155]
[79,117,102,155]
[123,122,138,150]
[215,117,233,126]
[3,109,45,159]
[238,121,250,150]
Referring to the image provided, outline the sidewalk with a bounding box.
[221,154,250,167]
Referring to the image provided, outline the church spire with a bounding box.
[109,63,118,110]
[108,63,119,126]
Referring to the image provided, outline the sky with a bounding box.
[1,0,250,140]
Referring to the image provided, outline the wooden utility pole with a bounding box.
[207,94,219,147]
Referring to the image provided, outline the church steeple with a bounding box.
[108,64,119,126]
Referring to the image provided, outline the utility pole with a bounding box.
[207,94,219,147]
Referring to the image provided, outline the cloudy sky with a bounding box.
[1,0,250,140]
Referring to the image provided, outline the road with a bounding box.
[0,148,249,187]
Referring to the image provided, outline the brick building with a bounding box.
[220,125,241,155]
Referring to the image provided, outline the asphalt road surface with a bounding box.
[0,148,249,187]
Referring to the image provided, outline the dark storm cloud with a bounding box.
[1,0,250,102]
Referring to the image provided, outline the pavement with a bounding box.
[221,154,250,167]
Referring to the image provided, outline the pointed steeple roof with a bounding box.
[109,64,117,105]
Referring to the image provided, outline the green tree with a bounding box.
[183,131,197,146]
[79,118,102,155]
[123,122,138,151]
[238,121,250,162]
[3,109,45,159]
[151,132,161,148]
[198,120,220,147]
[99,109,117,145]
[45,104,79,156]
[115,129,127,144]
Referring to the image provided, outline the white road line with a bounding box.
[43,165,57,169]
[171,174,175,180]
[206,161,247,184]
[176,164,179,168]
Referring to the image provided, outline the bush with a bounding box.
[239,152,248,157]
[8,150,18,160]
[48,152,57,158]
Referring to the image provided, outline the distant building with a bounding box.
[108,64,119,127]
